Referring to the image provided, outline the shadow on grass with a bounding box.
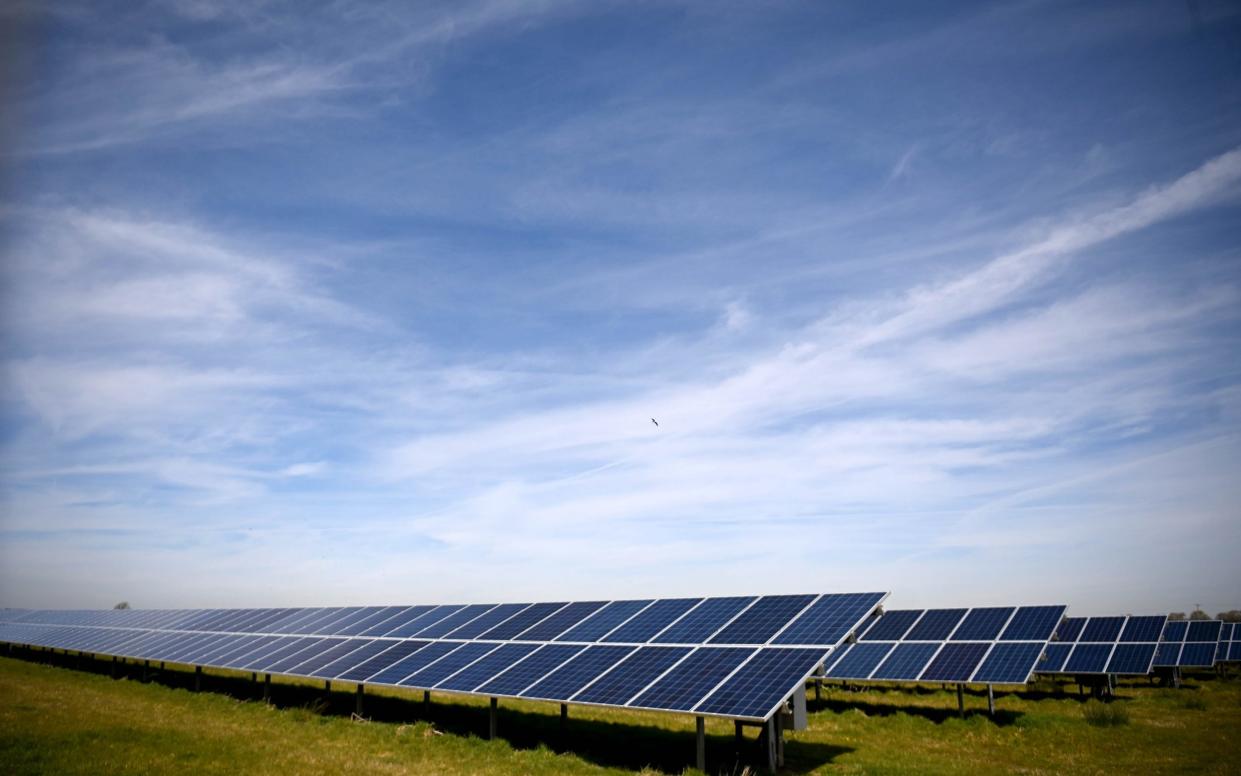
[6,646,852,774]
[806,683,1032,725]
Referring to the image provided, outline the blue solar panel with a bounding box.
[340,606,416,636]
[920,642,990,681]
[696,648,826,719]
[475,644,586,696]
[1119,616,1166,643]
[999,606,1065,641]
[905,609,968,641]
[951,608,1015,641]
[972,642,1044,684]
[520,645,635,700]
[436,643,541,691]
[326,639,410,680]
[630,647,754,711]
[480,602,567,640]
[1162,620,1188,642]
[1064,643,1113,673]
[555,600,652,642]
[398,643,499,688]
[267,638,340,674]
[240,637,320,671]
[294,639,377,677]
[222,636,296,669]
[1054,617,1086,642]
[1106,643,1157,675]
[1178,642,1218,667]
[1152,641,1181,667]
[709,595,816,645]
[368,641,454,684]
[1080,617,1125,643]
[309,607,374,635]
[1230,642,1241,661]
[772,592,885,646]
[412,605,495,638]
[573,646,691,705]
[1186,621,1222,643]
[651,598,755,644]
[824,642,895,680]
[859,610,921,641]
[871,642,940,680]
[1040,642,1073,672]
[383,605,464,638]
[602,599,701,643]
[339,640,428,682]
[516,601,606,642]
[440,604,526,639]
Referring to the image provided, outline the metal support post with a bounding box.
[695,716,706,772]
[263,673,272,703]
[815,677,821,702]
[987,684,995,716]
[956,683,965,717]
[111,655,118,678]
[488,697,498,740]
[776,711,785,767]
[251,672,257,683]
[764,717,777,773]
[195,665,202,692]
[423,690,431,714]
[325,679,332,696]
[356,683,365,717]
[559,703,568,735]
[735,720,744,752]
[143,659,150,683]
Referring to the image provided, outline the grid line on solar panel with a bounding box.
[771,593,886,646]
[555,600,652,642]
[919,642,990,681]
[572,647,690,706]
[520,645,637,701]
[971,642,1044,684]
[650,598,756,645]
[708,595,816,645]
[435,643,541,692]
[628,647,754,712]
[602,599,701,643]
[905,609,968,642]
[695,648,826,719]
[950,608,1015,641]
[470,644,586,696]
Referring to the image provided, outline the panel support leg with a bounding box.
[764,717,777,773]
[734,720,744,753]
[143,659,150,683]
[987,684,995,716]
[111,655,118,678]
[324,679,332,698]
[488,697,498,740]
[264,673,272,704]
[356,683,365,717]
[423,690,430,715]
[559,703,568,737]
[695,716,706,772]
[195,665,202,692]
[776,711,785,767]
[956,683,965,717]
[815,677,821,703]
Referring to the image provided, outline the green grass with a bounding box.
[1,651,1238,775]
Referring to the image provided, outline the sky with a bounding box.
[1,1,1240,616]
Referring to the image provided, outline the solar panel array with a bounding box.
[1037,615,1167,676]
[820,606,1066,685]
[0,592,885,722]
[1152,619,1225,668]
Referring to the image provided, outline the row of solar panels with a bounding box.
[0,593,887,722]
[0,593,886,648]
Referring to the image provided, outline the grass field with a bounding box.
[1,650,1237,774]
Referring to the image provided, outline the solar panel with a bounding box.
[871,643,940,681]
[920,642,990,682]
[824,642,895,680]
[1106,643,1158,675]
[1040,642,1073,672]
[951,608,1015,641]
[1079,617,1125,643]
[859,609,921,641]
[972,642,1045,684]
[0,591,885,724]
[1039,614,1165,676]
[1063,643,1113,673]
[904,609,967,641]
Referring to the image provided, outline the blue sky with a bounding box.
[2,1,1240,615]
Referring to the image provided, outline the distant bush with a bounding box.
[1216,610,1241,623]
[1188,609,1210,621]
[1082,701,1129,727]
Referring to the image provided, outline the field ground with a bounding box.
[1,649,1237,775]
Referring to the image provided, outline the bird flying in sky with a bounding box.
[651,418,659,427]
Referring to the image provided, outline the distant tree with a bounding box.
[1216,610,1241,623]
[1188,608,1209,621]
[113,601,130,610]
[1168,612,1186,621]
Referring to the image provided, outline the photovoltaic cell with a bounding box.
[871,643,940,681]
[772,592,886,646]
[1079,617,1125,643]
[444,604,530,639]
[516,601,606,642]
[695,648,826,719]
[555,600,652,642]
[1178,642,1217,667]
[859,610,921,641]
[435,643,540,691]
[1106,643,1157,675]
[413,605,495,638]
[1040,642,1073,672]
[1000,606,1065,641]
[368,641,455,684]
[972,642,1044,684]
[1152,641,1181,667]
[920,642,990,681]
[824,642,895,680]
[709,595,816,645]
[1054,617,1086,642]
[1064,643,1113,673]
[337,640,429,682]
[520,645,636,701]
[1162,621,1188,642]
[1119,616,1165,643]
[602,599,700,643]
[1186,621,1222,643]
[320,639,402,680]
[905,609,968,642]
[293,639,377,677]
[479,602,566,640]
[651,598,755,644]
[398,642,499,688]
[573,647,691,706]
[630,647,753,712]
[382,606,462,638]
[951,608,1014,641]
[479,644,589,697]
